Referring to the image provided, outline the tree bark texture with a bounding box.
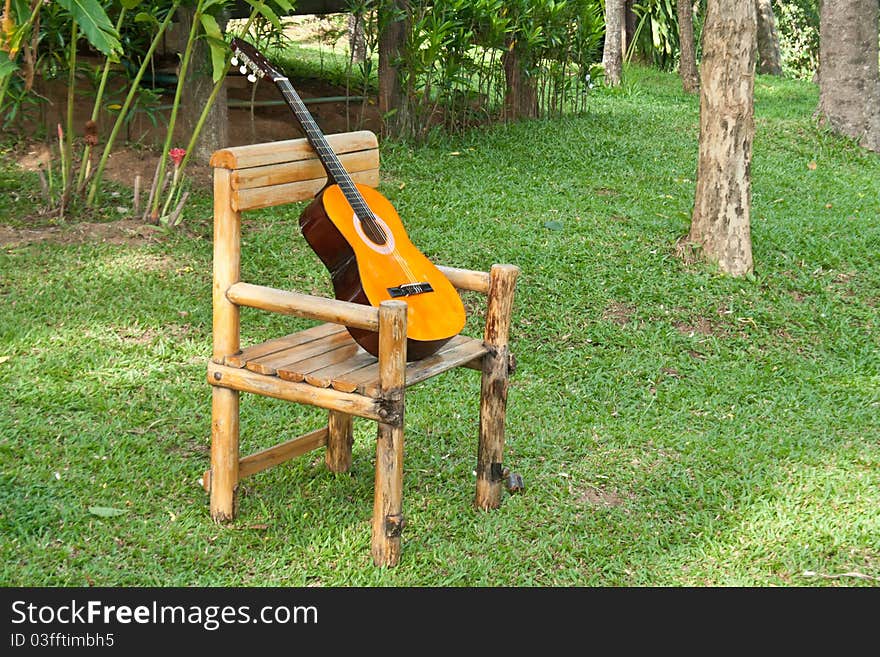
[348,13,366,63]
[602,0,625,86]
[817,0,880,153]
[378,0,411,137]
[502,42,539,121]
[176,8,228,163]
[624,0,637,58]
[755,0,782,75]
[677,0,699,93]
[688,0,756,277]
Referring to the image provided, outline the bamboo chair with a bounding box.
[204,130,520,567]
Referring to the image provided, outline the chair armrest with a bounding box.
[226,282,380,331]
[437,265,491,293]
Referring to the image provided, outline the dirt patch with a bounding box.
[602,301,637,326]
[673,316,719,337]
[14,57,380,194]
[6,69,379,242]
[577,486,627,509]
[0,219,164,248]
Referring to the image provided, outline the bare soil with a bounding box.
[6,73,379,248]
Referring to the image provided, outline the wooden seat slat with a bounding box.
[362,336,488,397]
[225,322,343,368]
[276,341,363,383]
[231,327,489,397]
[233,169,379,211]
[309,352,380,392]
[245,329,353,376]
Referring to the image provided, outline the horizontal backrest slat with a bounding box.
[211,130,380,211]
[231,149,378,192]
[234,168,379,212]
[210,130,378,170]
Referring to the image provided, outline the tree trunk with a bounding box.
[348,13,366,63]
[602,0,625,86]
[176,7,228,163]
[686,0,756,277]
[677,0,699,93]
[817,0,880,153]
[755,0,782,75]
[378,0,410,137]
[502,41,538,121]
[624,0,637,59]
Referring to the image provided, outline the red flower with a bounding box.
[169,148,186,167]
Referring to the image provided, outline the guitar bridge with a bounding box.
[387,282,434,298]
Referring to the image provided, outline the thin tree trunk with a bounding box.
[602,0,625,86]
[502,41,538,121]
[624,0,637,58]
[677,0,699,93]
[755,0,782,75]
[817,0,880,152]
[685,0,756,277]
[348,13,366,63]
[177,7,228,162]
[378,0,410,137]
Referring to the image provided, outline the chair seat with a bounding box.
[224,322,488,398]
[208,130,520,566]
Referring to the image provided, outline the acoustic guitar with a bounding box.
[230,38,466,361]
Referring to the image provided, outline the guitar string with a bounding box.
[238,52,435,299]
[278,84,423,287]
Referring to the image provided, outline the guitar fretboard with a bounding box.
[275,77,386,245]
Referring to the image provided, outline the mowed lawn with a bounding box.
[0,66,878,586]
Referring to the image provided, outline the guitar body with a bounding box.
[300,183,466,361]
[229,38,464,361]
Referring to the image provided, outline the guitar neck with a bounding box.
[274,76,369,214]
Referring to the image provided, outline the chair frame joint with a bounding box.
[384,514,406,537]
[377,393,404,427]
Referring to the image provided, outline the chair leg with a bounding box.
[371,299,407,566]
[325,410,354,473]
[475,347,510,510]
[371,420,405,567]
[474,264,519,510]
[210,386,240,522]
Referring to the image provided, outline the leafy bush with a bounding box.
[385,0,604,139]
[772,0,819,80]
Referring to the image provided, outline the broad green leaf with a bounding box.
[240,0,293,17]
[200,13,223,40]
[199,13,226,82]
[88,506,127,518]
[250,2,283,31]
[203,34,228,83]
[0,51,17,80]
[10,0,29,21]
[56,0,122,57]
[134,12,160,28]
[120,0,143,8]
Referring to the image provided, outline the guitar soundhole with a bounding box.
[353,211,396,255]
[359,213,386,245]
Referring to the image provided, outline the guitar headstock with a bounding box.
[230,37,282,83]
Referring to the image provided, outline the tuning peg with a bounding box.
[247,73,257,83]
[230,56,239,66]
[239,65,248,75]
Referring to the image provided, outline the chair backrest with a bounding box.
[209,130,380,212]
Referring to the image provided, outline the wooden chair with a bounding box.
[204,130,520,566]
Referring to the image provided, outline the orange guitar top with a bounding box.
[321,183,466,343]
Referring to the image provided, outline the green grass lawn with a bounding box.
[1,66,878,587]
